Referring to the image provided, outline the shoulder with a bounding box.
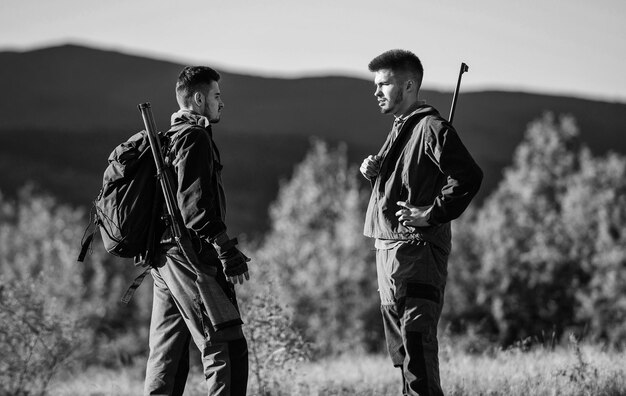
[170,124,211,148]
[421,114,450,131]
[406,112,449,137]
[418,114,457,139]
[409,113,458,149]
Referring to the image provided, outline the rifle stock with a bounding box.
[138,103,241,330]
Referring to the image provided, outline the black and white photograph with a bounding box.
[0,1,625,395]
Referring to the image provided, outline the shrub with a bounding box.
[0,185,154,380]
[242,284,311,395]
[249,139,381,356]
[0,278,83,396]
[445,113,626,346]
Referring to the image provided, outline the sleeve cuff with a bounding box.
[205,221,228,243]
[426,207,441,226]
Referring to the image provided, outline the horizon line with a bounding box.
[2,39,625,105]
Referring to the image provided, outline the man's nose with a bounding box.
[374,87,382,97]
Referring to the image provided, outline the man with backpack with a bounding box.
[360,50,483,395]
[144,66,250,396]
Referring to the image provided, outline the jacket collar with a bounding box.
[393,100,427,124]
[170,109,211,128]
[378,101,438,158]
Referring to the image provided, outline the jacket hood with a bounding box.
[170,109,210,129]
[402,103,440,121]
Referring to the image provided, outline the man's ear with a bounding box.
[405,79,415,93]
[193,91,204,106]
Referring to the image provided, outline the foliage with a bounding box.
[0,279,82,396]
[49,342,626,396]
[0,185,154,394]
[242,285,311,395]
[554,334,601,396]
[250,118,626,353]
[563,150,626,343]
[445,113,626,346]
[250,139,381,355]
[0,187,91,394]
[2,110,626,395]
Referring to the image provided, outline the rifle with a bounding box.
[137,103,241,330]
[448,62,469,123]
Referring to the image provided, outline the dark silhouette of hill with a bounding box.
[1,44,625,236]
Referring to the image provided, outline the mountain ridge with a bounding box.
[1,44,625,235]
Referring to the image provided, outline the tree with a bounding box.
[445,113,626,346]
[250,139,381,355]
[562,150,626,344]
[0,186,95,394]
[0,185,155,395]
[474,113,584,345]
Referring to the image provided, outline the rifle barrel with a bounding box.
[448,62,469,124]
[138,102,182,241]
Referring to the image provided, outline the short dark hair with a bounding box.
[368,49,423,87]
[176,66,221,102]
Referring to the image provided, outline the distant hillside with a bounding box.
[1,44,625,236]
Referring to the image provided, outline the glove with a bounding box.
[219,247,250,277]
[212,233,250,277]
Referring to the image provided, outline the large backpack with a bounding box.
[78,130,164,263]
[78,129,169,304]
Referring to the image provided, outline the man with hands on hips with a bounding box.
[361,50,483,396]
[361,161,435,229]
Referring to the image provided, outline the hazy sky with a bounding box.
[1,0,624,102]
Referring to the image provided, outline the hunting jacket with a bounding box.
[160,110,227,246]
[364,103,483,254]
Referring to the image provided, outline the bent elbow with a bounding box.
[472,164,484,194]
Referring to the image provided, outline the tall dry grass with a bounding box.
[50,338,625,396]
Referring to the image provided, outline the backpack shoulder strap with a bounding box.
[77,204,98,262]
[120,266,152,304]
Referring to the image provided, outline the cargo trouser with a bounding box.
[376,240,448,396]
[144,244,248,396]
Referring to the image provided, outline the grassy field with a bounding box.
[50,341,626,396]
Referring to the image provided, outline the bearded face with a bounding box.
[374,69,407,115]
